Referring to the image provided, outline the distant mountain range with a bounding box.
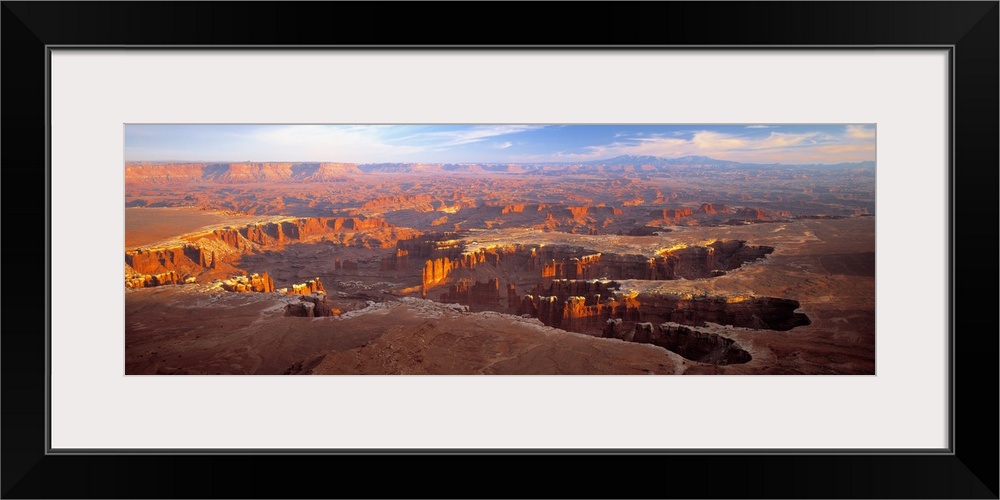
[583,154,737,166]
[124,156,875,183]
[582,154,875,170]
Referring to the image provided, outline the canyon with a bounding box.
[125,157,876,375]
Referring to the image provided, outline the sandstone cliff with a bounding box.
[125,162,364,184]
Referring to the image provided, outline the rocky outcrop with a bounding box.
[541,253,602,279]
[518,280,808,335]
[215,217,389,249]
[635,293,810,331]
[565,205,622,220]
[517,280,641,334]
[380,248,410,271]
[285,293,340,317]
[284,301,315,317]
[125,271,180,288]
[301,163,364,181]
[656,208,693,220]
[361,194,436,212]
[605,322,751,365]
[735,207,767,220]
[222,273,275,293]
[440,278,502,307]
[421,257,452,296]
[698,203,730,214]
[126,245,208,276]
[654,241,774,279]
[124,163,209,184]
[418,244,543,296]
[288,278,325,295]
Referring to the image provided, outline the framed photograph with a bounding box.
[4,2,996,498]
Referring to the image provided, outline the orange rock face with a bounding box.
[288,277,325,295]
[125,271,180,288]
[222,272,275,293]
[421,257,452,296]
[540,253,602,280]
[657,208,693,220]
[517,280,636,333]
[699,203,730,214]
[127,245,208,275]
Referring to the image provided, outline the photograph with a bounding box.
[124,124,876,375]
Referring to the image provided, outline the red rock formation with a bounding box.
[605,322,752,365]
[540,253,603,280]
[501,204,527,214]
[507,283,518,309]
[284,302,315,317]
[288,293,341,316]
[735,207,768,220]
[124,163,209,184]
[634,293,809,331]
[125,271,180,288]
[215,163,295,183]
[303,163,364,181]
[421,257,452,296]
[328,217,388,231]
[561,296,603,332]
[517,280,636,333]
[567,206,590,219]
[213,228,247,249]
[289,278,325,295]
[440,278,501,307]
[603,318,626,339]
[361,194,435,212]
[380,248,410,271]
[698,203,730,214]
[222,272,275,293]
[126,245,205,276]
[657,208,693,220]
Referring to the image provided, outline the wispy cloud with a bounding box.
[746,125,778,129]
[511,127,874,164]
[401,125,544,148]
[845,124,875,139]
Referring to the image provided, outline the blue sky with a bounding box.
[125,124,875,164]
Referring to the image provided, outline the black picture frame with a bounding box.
[3,2,997,498]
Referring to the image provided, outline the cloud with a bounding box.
[495,141,513,149]
[402,125,544,148]
[745,125,778,129]
[845,124,876,139]
[511,127,874,164]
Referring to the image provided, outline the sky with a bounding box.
[125,124,876,165]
